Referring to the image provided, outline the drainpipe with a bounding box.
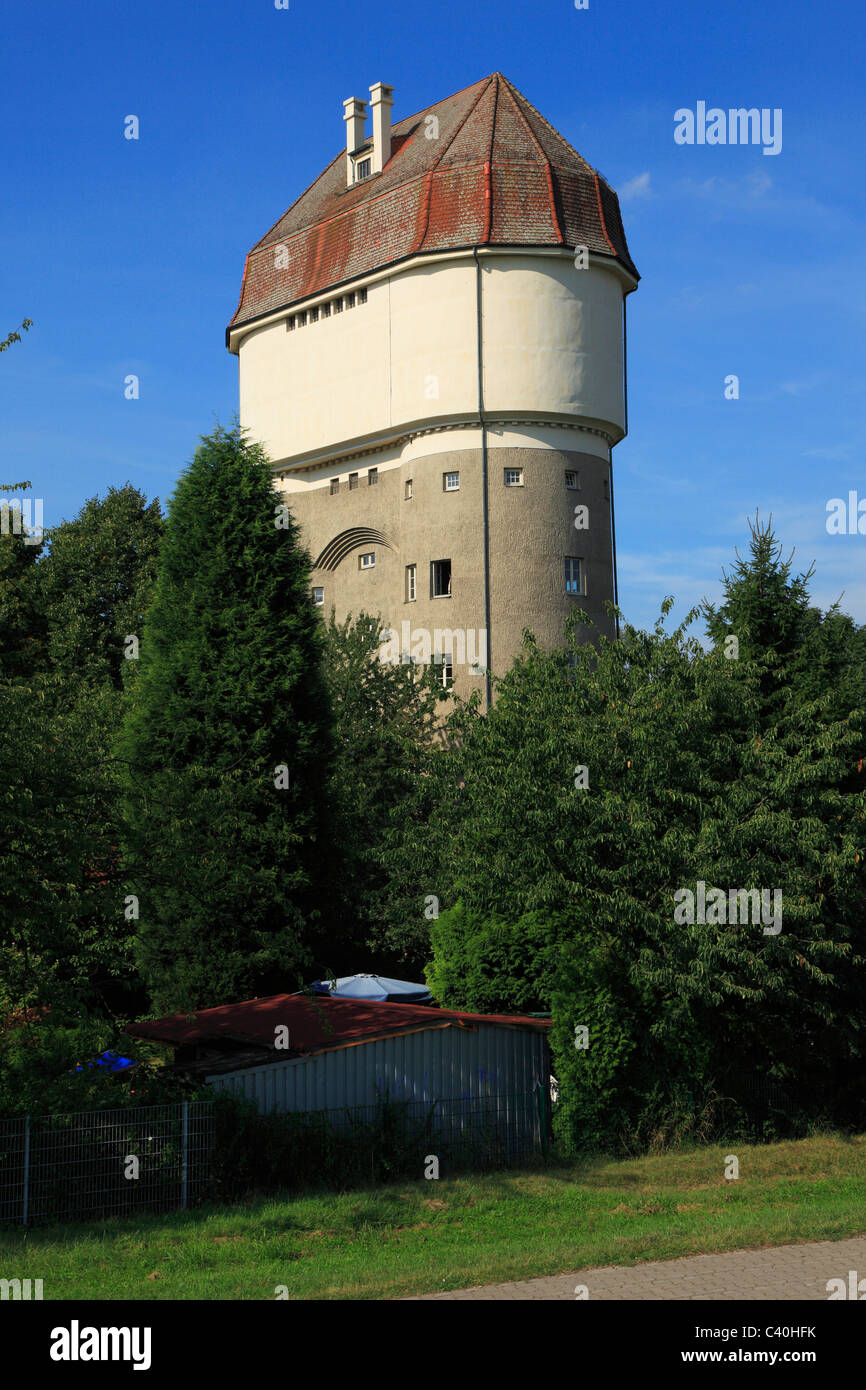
[473,246,492,712]
[610,297,628,642]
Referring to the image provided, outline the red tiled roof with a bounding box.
[227,72,637,341]
[127,993,551,1055]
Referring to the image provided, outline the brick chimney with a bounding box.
[343,96,367,186]
[369,82,394,174]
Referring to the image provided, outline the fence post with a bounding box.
[22,1115,30,1226]
[181,1103,189,1210]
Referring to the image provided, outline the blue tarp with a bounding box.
[73,1050,136,1074]
[310,974,432,1004]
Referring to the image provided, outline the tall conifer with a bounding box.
[120,425,333,1011]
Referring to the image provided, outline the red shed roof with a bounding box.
[227,71,637,344]
[127,992,551,1056]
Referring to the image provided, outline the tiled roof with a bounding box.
[227,72,638,341]
[127,992,552,1056]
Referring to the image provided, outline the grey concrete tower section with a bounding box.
[286,439,615,706]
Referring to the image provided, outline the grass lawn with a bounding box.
[2,1133,865,1300]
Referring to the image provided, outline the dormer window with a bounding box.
[355,157,372,181]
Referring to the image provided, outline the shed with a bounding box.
[128,994,551,1153]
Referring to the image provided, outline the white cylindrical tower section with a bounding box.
[235,250,631,466]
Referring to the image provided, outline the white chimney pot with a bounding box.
[369,82,394,175]
[343,96,368,186]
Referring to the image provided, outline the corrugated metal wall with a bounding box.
[206,1024,548,1115]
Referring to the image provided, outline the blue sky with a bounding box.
[2,0,864,633]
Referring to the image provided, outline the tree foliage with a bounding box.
[424,593,866,1149]
[321,610,448,972]
[120,425,334,1012]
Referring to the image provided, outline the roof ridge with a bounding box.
[429,72,496,172]
[499,74,597,177]
[389,71,498,137]
[497,74,564,243]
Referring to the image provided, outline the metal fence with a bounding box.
[0,1101,214,1227]
[0,1089,547,1225]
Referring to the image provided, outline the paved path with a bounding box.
[407,1235,866,1300]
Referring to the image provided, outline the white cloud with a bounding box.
[620,171,652,201]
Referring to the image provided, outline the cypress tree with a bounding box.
[120,425,334,1012]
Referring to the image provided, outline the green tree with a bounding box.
[38,484,163,690]
[424,603,866,1148]
[120,424,335,1012]
[0,319,33,353]
[0,677,136,1021]
[703,513,866,726]
[322,610,447,972]
[0,481,47,679]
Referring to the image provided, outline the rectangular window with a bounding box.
[333,298,343,314]
[443,472,460,492]
[345,292,356,309]
[309,306,319,322]
[406,564,416,602]
[405,479,413,500]
[358,287,368,304]
[359,552,375,569]
[504,467,523,487]
[565,557,584,595]
[356,158,371,180]
[438,653,454,688]
[329,478,339,495]
[431,559,452,598]
[312,587,324,606]
[287,315,296,331]
[349,472,359,491]
[321,301,331,318]
[367,468,378,486]
[565,470,578,490]
[298,311,307,327]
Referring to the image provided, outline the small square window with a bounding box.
[443,472,460,492]
[565,470,579,490]
[321,301,331,318]
[431,559,452,597]
[358,287,368,304]
[329,478,339,495]
[405,479,413,501]
[504,468,523,487]
[368,468,378,486]
[565,557,584,595]
[312,587,324,607]
[359,552,375,569]
[406,564,417,602]
[349,472,359,491]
